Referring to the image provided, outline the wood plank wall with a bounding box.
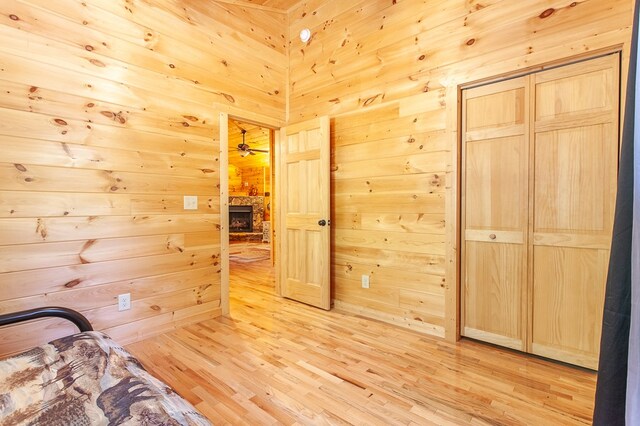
[229,164,244,193]
[0,0,286,356]
[229,165,271,196]
[287,0,633,337]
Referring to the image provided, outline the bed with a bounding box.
[0,307,211,425]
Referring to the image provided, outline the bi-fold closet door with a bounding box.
[461,54,619,369]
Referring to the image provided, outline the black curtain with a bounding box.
[593,1,638,424]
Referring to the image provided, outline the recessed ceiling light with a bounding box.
[299,28,311,43]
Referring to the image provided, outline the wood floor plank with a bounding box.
[126,255,596,425]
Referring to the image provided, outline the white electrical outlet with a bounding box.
[361,274,370,289]
[183,195,198,210]
[118,293,131,311]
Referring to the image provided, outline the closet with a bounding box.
[461,54,619,369]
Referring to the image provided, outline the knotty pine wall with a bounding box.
[229,164,244,193]
[229,165,271,195]
[288,0,633,337]
[0,0,286,356]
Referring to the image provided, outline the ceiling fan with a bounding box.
[237,129,269,157]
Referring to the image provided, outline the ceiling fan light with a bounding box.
[241,151,250,158]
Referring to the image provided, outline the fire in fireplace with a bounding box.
[229,205,253,232]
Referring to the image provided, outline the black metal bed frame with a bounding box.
[0,307,93,332]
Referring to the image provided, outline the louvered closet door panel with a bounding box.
[531,55,619,369]
[461,78,529,351]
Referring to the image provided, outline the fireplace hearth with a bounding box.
[229,205,253,232]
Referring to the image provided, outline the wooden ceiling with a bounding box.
[220,0,303,12]
[229,120,271,168]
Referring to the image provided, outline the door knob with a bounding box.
[318,219,327,226]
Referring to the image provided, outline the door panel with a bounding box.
[532,246,608,369]
[461,77,529,350]
[279,117,331,310]
[535,59,616,121]
[534,124,614,233]
[465,136,527,230]
[464,241,525,350]
[530,55,619,369]
[465,84,525,131]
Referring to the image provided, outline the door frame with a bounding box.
[219,112,282,315]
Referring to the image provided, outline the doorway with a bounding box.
[226,117,277,301]
[219,114,331,313]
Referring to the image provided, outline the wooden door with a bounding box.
[530,55,619,369]
[461,78,530,350]
[278,117,331,310]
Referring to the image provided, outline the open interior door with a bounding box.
[278,117,331,310]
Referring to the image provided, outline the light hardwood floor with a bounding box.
[126,258,596,425]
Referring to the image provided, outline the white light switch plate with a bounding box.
[361,274,370,288]
[183,195,198,210]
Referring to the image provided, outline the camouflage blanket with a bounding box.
[0,331,211,425]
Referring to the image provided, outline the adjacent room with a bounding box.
[227,118,275,294]
[0,0,637,424]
